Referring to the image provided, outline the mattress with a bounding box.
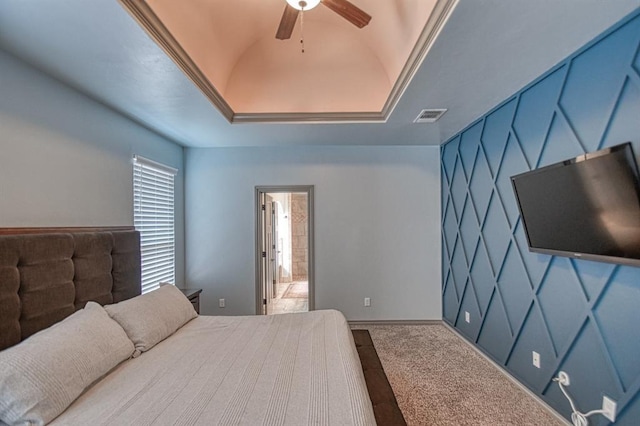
[50,309,376,425]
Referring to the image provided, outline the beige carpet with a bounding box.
[352,324,566,426]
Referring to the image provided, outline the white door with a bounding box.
[264,195,275,311]
[256,186,315,315]
[272,201,280,290]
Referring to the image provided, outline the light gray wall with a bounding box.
[185,146,441,320]
[0,50,186,283]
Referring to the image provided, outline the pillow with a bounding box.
[0,302,134,426]
[104,284,196,357]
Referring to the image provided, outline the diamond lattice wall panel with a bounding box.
[560,20,640,153]
[482,100,516,176]
[482,100,517,176]
[513,220,549,291]
[506,304,556,391]
[450,239,468,298]
[513,67,566,167]
[545,322,623,420]
[603,78,640,148]
[459,202,480,262]
[441,237,449,287]
[481,193,511,275]
[497,244,531,335]
[443,199,458,255]
[495,134,528,226]
[476,295,512,363]
[468,149,493,222]
[441,136,460,184]
[441,11,640,425]
[469,244,494,316]
[459,122,482,179]
[443,276,458,323]
[536,258,589,353]
[441,176,450,216]
[455,282,482,341]
[594,267,640,390]
[537,112,584,168]
[450,161,467,218]
[572,259,616,302]
[617,393,640,426]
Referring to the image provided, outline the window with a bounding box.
[133,155,177,293]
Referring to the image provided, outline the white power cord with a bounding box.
[553,371,608,426]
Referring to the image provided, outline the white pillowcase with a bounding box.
[0,302,135,426]
[105,284,197,357]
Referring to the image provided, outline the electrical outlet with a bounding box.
[465,311,470,323]
[219,298,225,308]
[532,351,541,368]
[602,395,616,422]
[557,371,570,386]
[364,297,371,307]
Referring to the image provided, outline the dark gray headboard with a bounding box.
[0,230,141,351]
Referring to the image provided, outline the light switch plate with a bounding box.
[532,351,540,368]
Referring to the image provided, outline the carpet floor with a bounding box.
[353,330,406,425]
[352,324,566,426]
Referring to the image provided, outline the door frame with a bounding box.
[255,185,315,315]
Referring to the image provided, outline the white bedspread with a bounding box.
[50,310,376,426]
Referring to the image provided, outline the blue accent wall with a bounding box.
[441,11,640,425]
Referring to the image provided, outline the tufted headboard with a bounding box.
[0,229,141,351]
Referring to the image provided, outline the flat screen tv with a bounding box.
[511,142,640,267]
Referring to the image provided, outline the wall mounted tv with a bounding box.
[511,142,640,267]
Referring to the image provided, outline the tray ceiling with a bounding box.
[0,1,637,147]
[121,0,455,122]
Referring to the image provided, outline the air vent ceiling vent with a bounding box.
[414,109,447,123]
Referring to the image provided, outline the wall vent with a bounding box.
[414,108,447,123]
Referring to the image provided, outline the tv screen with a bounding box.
[511,142,640,267]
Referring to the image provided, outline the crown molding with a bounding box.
[232,111,385,124]
[381,0,458,119]
[119,0,234,121]
[119,0,457,124]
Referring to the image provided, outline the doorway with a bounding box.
[255,186,314,315]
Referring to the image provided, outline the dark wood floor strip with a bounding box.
[352,329,407,426]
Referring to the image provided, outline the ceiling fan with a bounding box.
[276,0,371,40]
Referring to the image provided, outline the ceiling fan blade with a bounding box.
[321,0,371,28]
[276,5,299,40]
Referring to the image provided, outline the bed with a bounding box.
[0,229,376,426]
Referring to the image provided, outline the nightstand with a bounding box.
[180,288,202,314]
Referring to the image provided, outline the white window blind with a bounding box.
[133,155,178,294]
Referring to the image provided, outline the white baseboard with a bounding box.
[348,319,442,326]
[442,322,571,426]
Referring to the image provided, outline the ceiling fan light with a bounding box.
[286,0,321,11]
